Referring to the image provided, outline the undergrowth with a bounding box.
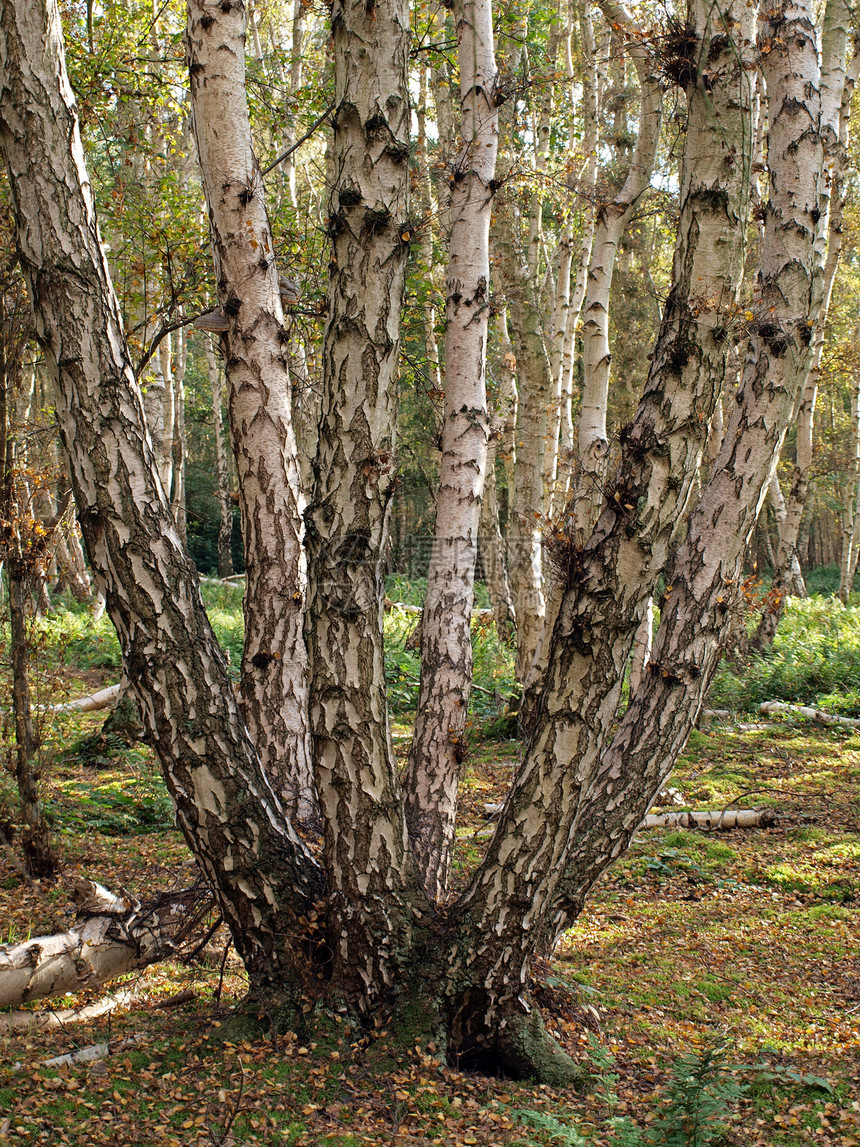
[710,595,860,714]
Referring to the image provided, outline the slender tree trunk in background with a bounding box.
[558,0,602,486]
[204,339,235,579]
[479,443,515,645]
[187,0,315,823]
[760,25,858,633]
[546,233,573,517]
[0,340,53,877]
[281,0,304,207]
[53,527,91,602]
[494,308,518,499]
[572,0,662,536]
[483,319,517,645]
[839,358,860,601]
[416,62,443,396]
[527,23,559,280]
[8,567,53,876]
[170,326,188,548]
[404,0,498,900]
[428,11,456,234]
[496,205,550,685]
[157,331,175,496]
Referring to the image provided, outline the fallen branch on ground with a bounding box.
[639,808,780,830]
[48,683,121,714]
[384,599,494,620]
[483,804,780,831]
[759,701,860,729]
[0,988,137,1034]
[0,877,215,1010]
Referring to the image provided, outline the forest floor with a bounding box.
[0,698,859,1146]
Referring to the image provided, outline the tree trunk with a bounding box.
[496,205,550,685]
[759,21,859,633]
[170,325,188,548]
[0,0,842,1087]
[0,0,323,999]
[450,0,759,986]
[204,338,235,579]
[187,0,316,824]
[479,444,516,645]
[0,317,53,877]
[544,0,829,945]
[403,0,498,901]
[304,0,427,1006]
[571,0,662,536]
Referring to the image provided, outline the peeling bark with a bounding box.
[186,0,315,823]
[403,0,498,901]
[0,0,323,994]
[305,0,427,1004]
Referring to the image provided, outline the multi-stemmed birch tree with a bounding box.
[0,0,849,1083]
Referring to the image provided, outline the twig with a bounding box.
[215,937,232,1006]
[181,914,223,964]
[261,105,335,176]
[134,315,197,380]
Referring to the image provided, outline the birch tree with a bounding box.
[0,0,842,1084]
[187,0,315,823]
[403,0,499,900]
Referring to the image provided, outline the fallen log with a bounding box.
[0,988,136,1034]
[383,599,494,621]
[0,877,214,1010]
[49,683,121,714]
[482,804,779,832]
[639,808,779,830]
[759,700,860,729]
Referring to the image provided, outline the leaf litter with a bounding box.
[0,713,859,1145]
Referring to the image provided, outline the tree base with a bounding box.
[448,993,582,1086]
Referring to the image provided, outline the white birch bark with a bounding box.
[186,0,316,824]
[0,0,324,993]
[170,325,188,546]
[558,1,602,473]
[0,879,199,1008]
[416,61,443,396]
[403,0,499,901]
[305,0,427,1004]
[448,0,759,1004]
[543,0,831,945]
[573,0,662,535]
[760,22,859,636]
[496,205,550,684]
